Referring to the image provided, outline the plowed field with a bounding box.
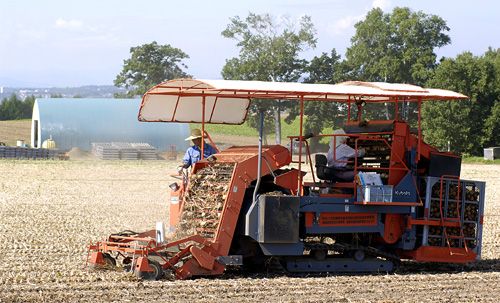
[0,160,499,302]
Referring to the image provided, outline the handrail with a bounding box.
[439,175,469,256]
[286,136,316,189]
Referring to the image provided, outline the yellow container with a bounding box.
[42,135,57,149]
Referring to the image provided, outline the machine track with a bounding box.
[304,242,402,265]
[279,243,401,275]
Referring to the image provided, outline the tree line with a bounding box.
[0,95,36,120]
[114,7,500,156]
[0,94,65,120]
[4,7,498,156]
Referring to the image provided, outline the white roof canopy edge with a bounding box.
[137,79,468,124]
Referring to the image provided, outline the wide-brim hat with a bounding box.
[185,128,207,141]
[329,129,348,149]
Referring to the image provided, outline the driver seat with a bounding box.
[315,154,350,182]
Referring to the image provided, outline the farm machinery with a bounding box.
[87,79,485,280]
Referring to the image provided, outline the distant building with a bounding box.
[31,98,190,152]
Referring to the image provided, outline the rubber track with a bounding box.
[304,242,402,265]
[269,242,402,276]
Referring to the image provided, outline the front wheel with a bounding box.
[148,259,163,280]
[133,258,163,280]
[102,253,117,267]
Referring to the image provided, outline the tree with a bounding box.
[114,41,192,98]
[305,49,355,84]
[422,51,498,156]
[346,7,451,123]
[221,12,317,144]
[483,100,500,148]
[0,94,35,120]
[286,49,349,151]
[347,7,450,85]
[481,48,500,148]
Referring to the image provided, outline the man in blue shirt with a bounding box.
[178,128,217,170]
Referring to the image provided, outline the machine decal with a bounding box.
[395,190,411,196]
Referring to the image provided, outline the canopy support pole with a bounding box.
[395,98,399,120]
[417,98,422,162]
[298,95,304,196]
[201,95,205,158]
[253,108,264,204]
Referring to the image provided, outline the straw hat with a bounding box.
[185,129,207,141]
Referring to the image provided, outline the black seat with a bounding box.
[315,154,349,182]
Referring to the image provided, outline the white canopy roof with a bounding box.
[138,79,468,124]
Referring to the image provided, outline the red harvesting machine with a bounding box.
[87,80,485,280]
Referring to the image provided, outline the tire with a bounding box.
[148,259,163,280]
[312,249,327,261]
[89,252,116,270]
[102,253,117,267]
[133,258,163,280]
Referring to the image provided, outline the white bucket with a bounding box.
[17,140,24,146]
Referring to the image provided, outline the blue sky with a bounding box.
[0,0,498,87]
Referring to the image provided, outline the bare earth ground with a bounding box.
[1,121,500,301]
[0,158,499,303]
[0,121,31,146]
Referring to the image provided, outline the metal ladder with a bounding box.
[438,175,469,256]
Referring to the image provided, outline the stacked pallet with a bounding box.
[111,142,139,160]
[91,143,120,160]
[130,143,157,160]
[91,142,158,160]
[0,146,58,159]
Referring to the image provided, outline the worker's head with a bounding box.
[185,128,206,148]
[330,129,348,149]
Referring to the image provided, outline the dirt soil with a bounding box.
[1,120,500,302]
[0,159,499,302]
[0,120,31,145]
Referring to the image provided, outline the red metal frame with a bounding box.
[88,145,293,279]
[399,175,475,262]
[286,135,315,184]
[203,130,219,153]
[167,145,177,160]
[398,246,477,263]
